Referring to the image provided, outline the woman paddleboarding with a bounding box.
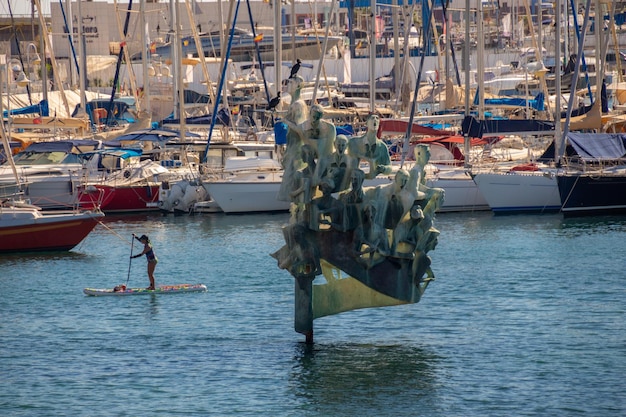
[131,234,158,290]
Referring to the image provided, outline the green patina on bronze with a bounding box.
[272,85,444,341]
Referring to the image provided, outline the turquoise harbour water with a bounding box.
[1,212,625,416]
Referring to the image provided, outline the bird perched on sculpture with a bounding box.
[289,58,302,79]
[268,92,281,111]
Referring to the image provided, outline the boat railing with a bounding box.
[560,155,626,174]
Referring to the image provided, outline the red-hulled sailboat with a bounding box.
[0,200,103,253]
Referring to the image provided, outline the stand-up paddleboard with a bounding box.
[83,283,207,296]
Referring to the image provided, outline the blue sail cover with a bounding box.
[566,133,626,161]
[24,140,101,153]
[103,128,200,146]
[462,115,555,138]
[474,91,545,111]
[3,100,49,117]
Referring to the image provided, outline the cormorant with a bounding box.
[289,59,302,79]
[268,92,281,110]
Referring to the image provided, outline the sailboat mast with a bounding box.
[369,0,376,110]
[558,0,592,164]
[173,0,186,138]
[463,0,470,167]
[6,1,32,105]
[554,0,561,158]
[311,0,337,104]
[203,0,241,160]
[274,0,282,98]
[77,0,87,115]
[34,0,69,116]
[0,57,20,187]
[477,0,484,118]
[183,0,216,110]
[140,0,150,114]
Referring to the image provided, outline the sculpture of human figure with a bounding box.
[362,168,410,231]
[410,144,444,217]
[314,134,356,193]
[277,75,308,202]
[310,178,344,231]
[381,168,411,230]
[353,203,391,267]
[293,103,336,160]
[348,112,392,180]
[289,144,317,222]
[412,144,430,188]
[275,222,320,278]
[390,200,425,258]
[338,168,366,231]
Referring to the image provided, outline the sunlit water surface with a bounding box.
[1,212,625,416]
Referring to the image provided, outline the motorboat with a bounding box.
[203,157,289,214]
[0,139,102,210]
[78,148,173,213]
[159,139,279,214]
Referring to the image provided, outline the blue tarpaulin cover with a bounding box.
[83,148,143,160]
[566,133,626,161]
[3,100,49,117]
[474,91,545,111]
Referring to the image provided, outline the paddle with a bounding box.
[126,233,135,287]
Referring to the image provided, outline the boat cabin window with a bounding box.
[99,154,123,171]
[13,151,78,165]
[205,148,236,169]
[242,150,273,159]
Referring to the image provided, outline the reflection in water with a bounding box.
[560,215,626,234]
[291,343,443,414]
[0,251,86,266]
[147,294,159,317]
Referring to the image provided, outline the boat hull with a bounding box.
[206,180,290,214]
[0,209,103,253]
[430,170,489,212]
[473,171,561,213]
[80,184,161,213]
[366,168,489,213]
[558,172,626,216]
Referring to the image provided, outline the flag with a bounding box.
[254,34,263,43]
